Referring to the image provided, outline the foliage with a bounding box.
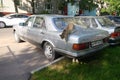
[39,10,49,14]
[101,8,110,15]
[58,0,98,11]
[13,0,20,13]
[58,0,66,10]
[79,0,98,11]
[26,0,35,14]
[68,0,98,11]
[102,0,120,15]
[31,46,120,80]
[68,0,76,5]
[13,0,20,6]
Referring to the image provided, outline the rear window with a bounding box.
[53,17,72,30]
[74,18,90,28]
[17,15,28,18]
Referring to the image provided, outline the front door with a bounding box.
[26,16,45,44]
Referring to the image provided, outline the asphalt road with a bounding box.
[0,28,50,80]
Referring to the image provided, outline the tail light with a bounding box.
[72,43,89,51]
[110,32,120,38]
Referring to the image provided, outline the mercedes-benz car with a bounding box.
[13,15,109,61]
[74,16,120,45]
[0,13,29,28]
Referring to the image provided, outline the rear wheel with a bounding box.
[43,42,57,61]
[0,21,6,28]
[14,31,22,43]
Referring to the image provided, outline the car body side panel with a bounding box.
[42,31,67,50]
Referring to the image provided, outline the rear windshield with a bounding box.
[53,17,74,30]
[53,17,90,30]
[73,18,90,28]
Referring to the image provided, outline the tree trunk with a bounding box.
[1,0,3,7]
[32,0,35,14]
[13,0,18,13]
[15,4,18,13]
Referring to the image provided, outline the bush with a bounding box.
[40,10,50,14]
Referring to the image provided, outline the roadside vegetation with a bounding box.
[30,46,120,80]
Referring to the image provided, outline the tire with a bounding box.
[0,21,6,28]
[43,42,57,61]
[14,31,22,43]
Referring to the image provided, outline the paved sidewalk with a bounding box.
[0,28,50,80]
[0,44,49,80]
[0,46,27,80]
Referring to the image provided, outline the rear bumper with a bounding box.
[55,43,109,58]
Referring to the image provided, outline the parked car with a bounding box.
[0,13,29,28]
[107,16,120,26]
[13,15,109,61]
[74,16,120,45]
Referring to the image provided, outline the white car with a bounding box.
[0,13,29,28]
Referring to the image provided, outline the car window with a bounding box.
[33,17,45,28]
[53,18,68,30]
[17,15,28,18]
[74,18,90,28]
[10,15,17,18]
[91,18,98,28]
[53,17,91,30]
[3,14,16,18]
[25,17,35,27]
[113,17,120,22]
[97,17,115,27]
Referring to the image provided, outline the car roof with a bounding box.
[4,13,29,16]
[75,16,107,18]
[29,14,73,18]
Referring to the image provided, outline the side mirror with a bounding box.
[19,23,26,26]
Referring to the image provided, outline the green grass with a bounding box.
[30,46,120,80]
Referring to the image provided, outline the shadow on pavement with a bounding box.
[0,44,49,80]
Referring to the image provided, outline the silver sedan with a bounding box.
[13,15,109,61]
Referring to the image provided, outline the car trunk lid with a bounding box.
[70,27,108,43]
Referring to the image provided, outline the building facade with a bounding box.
[0,0,30,13]
[0,0,62,14]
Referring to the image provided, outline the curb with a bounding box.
[28,56,65,80]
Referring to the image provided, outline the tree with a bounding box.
[68,0,98,11]
[31,0,35,14]
[58,0,66,10]
[101,0,120,15]
[0,0,3,7]
[79,0,98,11]
[26,0,35,14]
[13,0,20,13]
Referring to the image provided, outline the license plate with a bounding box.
[91,40,103,47]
